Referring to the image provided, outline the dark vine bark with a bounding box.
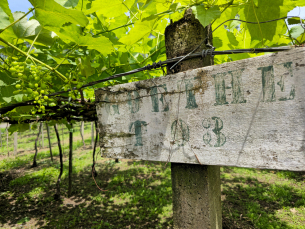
[46,123,53,162]
[31,122,43,168]
[91,120,98,177]
[54,124,63,200]
[68,123,73,197]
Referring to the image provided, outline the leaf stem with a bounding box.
[54,45,78,70]
[25,28,42,62]
[0,37,68,82]
[123,2,138,20]
[0,56,10,67]
[0,8,35,34]
[285,20,295,45]
[95,23,134,36]
[140,46,165,65]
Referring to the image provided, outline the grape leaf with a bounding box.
[12,12,40,38]
[119,20,156,46]
[296,33,305,44]
[0,2,12,30]
[89,0,129,18]
[55,0,79,8]
[76,56,95,77]
[288,17,301,25]
[191,5,221,27]
[55,24,113,55]
[290,25,305,39]
[28,0,89,28]
[8,123,29,135]
[0,0,13,24]
[240,0,302,44]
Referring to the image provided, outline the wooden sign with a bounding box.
[95,47,305,171]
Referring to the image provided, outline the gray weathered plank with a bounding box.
[95,47,305,171]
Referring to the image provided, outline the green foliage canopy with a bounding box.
[0,0,304,133]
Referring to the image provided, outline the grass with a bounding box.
[0,131,305,228]
[0,122,93,156]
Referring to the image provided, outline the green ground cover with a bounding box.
[0,122,92,156]
[0,135,305,228]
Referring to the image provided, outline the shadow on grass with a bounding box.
[222,174,305,229]
[1,154,305,229]
[0,159,173,229]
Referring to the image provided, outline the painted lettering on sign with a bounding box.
[276,62,295,101]
[128,91,140,113]
[212,72,228,106]
[177,78,198,109]
[202,117,226,147]
[230,69,246,104]
[105,96,119,115]
[212,69,246,106]
[150,84,169,112]
[129,120,147,146]
[258,65,276,102]
[171,119,190,146]
[258,62,295,102]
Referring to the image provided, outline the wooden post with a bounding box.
[91,122,94,148]
[14,132,17,155]
[165,9,222,228]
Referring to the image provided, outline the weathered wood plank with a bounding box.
[95,47,305,171]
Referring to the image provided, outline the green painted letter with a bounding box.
[212,73,228,105]
[129,120,147,146]
[150,84,169,112]
[229,69,246,104]
[177,78,198,109]
[171,119,190,146]
[258,66,276,102]
[128,91,140,113]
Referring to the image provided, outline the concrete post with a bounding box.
[14,132,17,155]
[0,127,2,148]
[91,122,94,148]
[165,8,222,228]
[41,122,44,148]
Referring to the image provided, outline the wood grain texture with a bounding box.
[95,47,305,171]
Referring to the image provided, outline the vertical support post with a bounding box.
[91,122,94,148]
[165,9,222,228]
[41,122,44,148]
[80,121,85,146]
[62,124,64,153]
[68,123,73,197]
[46,123,53,162]
[14,132,17,155]
[0,127,2,148]
[6,125,9,156]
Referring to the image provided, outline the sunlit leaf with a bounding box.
[192,5,221,27]
[29,0,89,28]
